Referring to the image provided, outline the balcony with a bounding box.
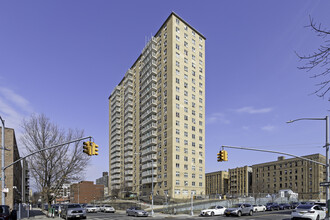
[111,158,121,164]
[142,177,158,184]
[124,119,133,126]
[141,138,157,149]
[112,180,121,184]
[141,154,157,163]
[110,152,121,159]
[125,158,133,163]
[140,99,157,114]
[125,164,133,169]
[125,170,133,175]
[141,146,157,156]
[111,174,121,180]
[111,168,121,174]
[124,100,133,108]
[124,126,133,133]
[125,177,133,181]
[140,115,157,128]
[142,169,157,178]
[111,145,121,152]
[141,130,157,142]
[124,139,133,146]
[141,123,157,135]
[124,145,133,152]
[142,161,157,170]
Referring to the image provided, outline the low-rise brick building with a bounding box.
[0,127,23,208]
[205,171,228,196]
[70,181,104,204]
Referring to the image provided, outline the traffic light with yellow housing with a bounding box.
[217,151,222,162]
[92,142,99,156]
[83,141,92,156]
[217,150,228,162]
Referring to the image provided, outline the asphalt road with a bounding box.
[85,210,292,220]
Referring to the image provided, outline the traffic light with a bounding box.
[92,142,99,156]
[223,150,228,161]
[217,151,221,162]
[217,150,228,162]
[83,141,92,156]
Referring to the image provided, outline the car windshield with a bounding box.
[297,205,314,209]
[315,203,326,207]
[68,204,81,209]
[233,204,242,208]
[266,203,273,205]
[86,205,93,207]
[105,206,112,207]
[209,206,216,209]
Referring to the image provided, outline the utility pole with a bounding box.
[0,116,5,205]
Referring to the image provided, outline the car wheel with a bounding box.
[271,207,274,211]
[225,214,230,217]
[126,212,129,216]
[263,208,265,212]
[316,215,320,220]
[237,211,241,217]
[249,210,253,216]
[135,213,138,217]
[211,212,214,216]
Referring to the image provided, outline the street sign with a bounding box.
[320,182,330,187]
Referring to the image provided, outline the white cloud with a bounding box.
[261,125,275,132]
[0,87,33,131]
[206,112,230,125]
[235,106,273,114]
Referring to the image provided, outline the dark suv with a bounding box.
[266,202,280,211]
[224,203,253,217]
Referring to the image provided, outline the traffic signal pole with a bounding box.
[0,116,5,205]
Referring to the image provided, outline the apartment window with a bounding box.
[184,50,188,56]
[184,140,188,145]
[192,182,195,186]
[176,138,180,143]
[184,41,188,47]
[192,110,196,115]
[184,164,188,170]
[176,155,180,160]
[184,91,188,96]
[192,30,195,36]
[199,98,203,103]
[176,180,180,185]
[176,61,180,67]
[192,39,195,45]
[176,129,180,135]
[176,120,180,126]
[164,48,167,55]
[192,63,196,69]
[184,181,188,186]
[184,148,188,153]
[176,18,180,24]
[192,126,195,131]
[176,112,180,118]
[176,52,180,58]
[176,78,180,84]
[184,156,188,161]
[164,40,167,47]
[184,123,188,129]
[199,182,202,187]
[199,167,203,172]
[184,66,188,72]
[184,74,188,80]
[192,94,195,100]
[176,146,180,151]
[192,54,195,60]
[192,158,195,163]
[184,82,188,88]
[176,35,180,41]
[176,86,180,92]
[184,173,188,178]
[175,95,180,101]
[164,33,167,39]
[192,165,196,171]
[184,33,188,39]
[176,171,180,177]
[192,47,195,52]
[199,52,203,58]
[184,99,188,105]
[184,58,188,63]
[199,44,203,49]
[176,163,180,168]
[199,159,203,164]
[176,44,180,50]
[176,27,180,33]
[176,103,180,109]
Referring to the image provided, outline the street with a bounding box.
[84,210,292,220]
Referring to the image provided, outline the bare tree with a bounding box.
[296,16,330,101]
[21,114,90,208]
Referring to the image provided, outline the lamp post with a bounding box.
[287,116,329,219]
[150,159,154,216]
[0,116,5,206]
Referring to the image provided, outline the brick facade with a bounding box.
[70,181,104,204]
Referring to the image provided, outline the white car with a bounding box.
[291,204,326,220]
[200,205,226,216]
[85,205,97,213]
[103,205,116,213]
[252,204,266,212]
[95,205,101,212]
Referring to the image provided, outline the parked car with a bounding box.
[0,205,11,220]
[99,205,105,212]
[126,207,149,217]
[279,203,291,210]
[85,205,97,213]
[252,204,266,212]
[266,202,280,211]
[290,202,300,209]
[61,204,86,219]
[291,204,326,220]
[200,205,226,216]
[94,205,101,212]
[314,202,327,211]
[103,205,115,213]
[224,203,253,217]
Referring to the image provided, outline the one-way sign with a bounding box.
[320,182,330,187]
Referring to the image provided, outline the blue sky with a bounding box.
[1,1,329,183]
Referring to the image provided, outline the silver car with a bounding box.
[62,204,86,220]
[225,203,253,217]
[126,207,149,217]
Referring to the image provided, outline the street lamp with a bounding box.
[287,116,329,219]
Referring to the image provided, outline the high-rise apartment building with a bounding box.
[109,12,206,200]
[252,154,326,200]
